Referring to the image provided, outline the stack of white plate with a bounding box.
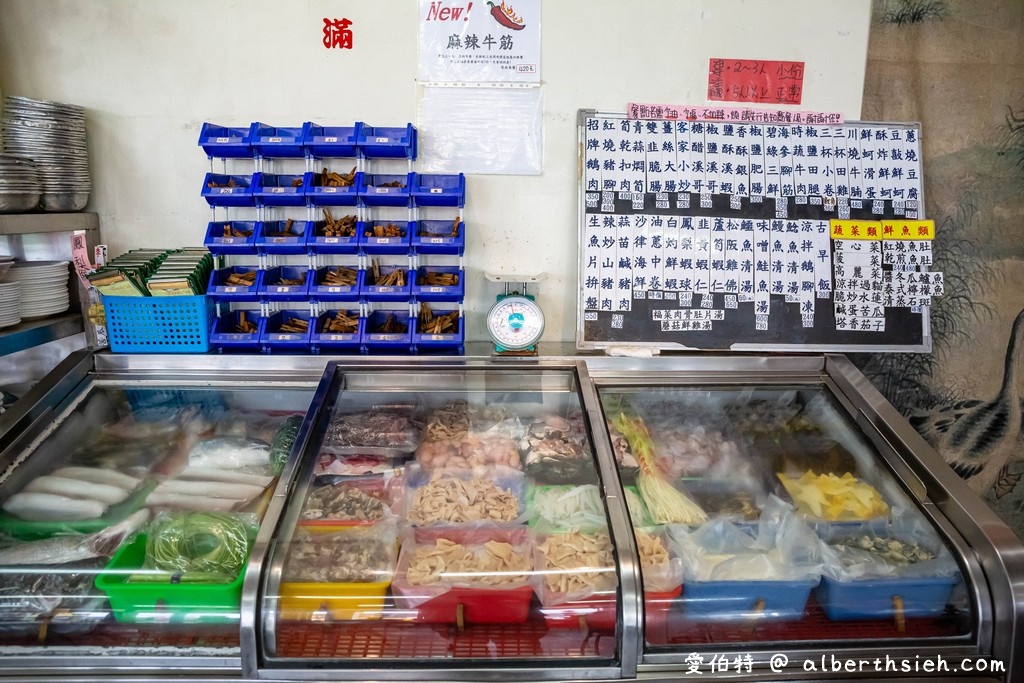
[0,96,89,212]
[0,280,21,328]
[5,260,70,320]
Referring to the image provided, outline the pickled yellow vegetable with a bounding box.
[778,471,888,521]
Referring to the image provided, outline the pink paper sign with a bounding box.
[708,58,804,105]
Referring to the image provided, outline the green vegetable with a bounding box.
[269,414,303,476]
[145,511,254,582]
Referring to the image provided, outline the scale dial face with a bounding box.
[486,295,545,350]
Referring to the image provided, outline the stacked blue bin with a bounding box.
[200,121,465,354]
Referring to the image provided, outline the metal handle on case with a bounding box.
[855,409,927,502]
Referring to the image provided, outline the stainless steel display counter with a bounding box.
[0,350,1019,682]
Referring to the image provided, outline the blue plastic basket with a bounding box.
[251,173,307,207]
[359,124,417,159]
[412,266,464,302]
[249,122,305,158]
[302,122,362,159]
[303,170,360,206]
[104,295,212,353]
[204,221,257,256]
[198,123,253,159]
[412,173,465,207]
[357,173,413,207]
[359,221,412,255]
[413,219,465,255]
[255,220,311,255]
[202,173,254,207]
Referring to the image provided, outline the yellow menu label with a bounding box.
[881,219,935,240]
[830,219,883,240]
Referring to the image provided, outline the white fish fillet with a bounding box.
[145,491,244,512]
[2,492,108,521]
[154,479,265,501]
[188,437,270,470]
[24,476,130,505]
[178,466,273,488]
[52,466,141,491]
[0,509,149,565]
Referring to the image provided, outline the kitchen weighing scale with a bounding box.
[485,274,546,355]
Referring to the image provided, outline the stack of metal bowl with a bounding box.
[0,96,90,212]
[0,155,42,213]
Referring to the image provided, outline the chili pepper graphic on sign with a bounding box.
[487,1,525,30]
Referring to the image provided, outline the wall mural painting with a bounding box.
[853,0,1024,539]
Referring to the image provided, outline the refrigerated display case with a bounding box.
[0,350,1020,681]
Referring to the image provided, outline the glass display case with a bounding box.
[0,351,1019,681]
[259,366,623,680]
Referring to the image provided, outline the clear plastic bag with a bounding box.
[392,525,533,610]
[533,527,616,605]
[143,510,258,583]
[818,507,961,581]
[528,484,608,530]
[404,464,526,526]
[668,496,828,583]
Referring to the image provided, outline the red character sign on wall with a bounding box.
[323,18,353,49]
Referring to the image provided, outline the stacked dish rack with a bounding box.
[199,122,465,354]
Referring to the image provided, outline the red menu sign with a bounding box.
[708,58,804,105]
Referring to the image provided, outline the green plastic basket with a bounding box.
[95,534,246,624]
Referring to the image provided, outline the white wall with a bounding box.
[0,0,871,343]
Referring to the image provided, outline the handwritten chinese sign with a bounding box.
[627,103,842,125]
[708,58,804,105]
[418,0,540,84]
[323,17,353,49]
[577,113,933,351]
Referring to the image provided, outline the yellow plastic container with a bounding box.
[277,522,397,621]
[279,579,391,621]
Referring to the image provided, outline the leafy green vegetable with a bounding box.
[269,415,303,476]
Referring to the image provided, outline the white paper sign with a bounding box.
[418,0,541,84]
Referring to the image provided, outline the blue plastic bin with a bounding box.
[363,309,413,352]
[815,574,960,621]
[258,267,312,301]
[202,173,254,207]
[204,221,257,256]
[260,310,314,352]
[308,216,360,254]
[251,173,307,207]
[255,220,311,255]
[310,266,363,301]
[104,295,212,353]
[207,266,262,301]
[412,266,464,302]
[302,122,362,159]
[359,124,417,159]
[311,309,364,352]
[412,173,465,207]
[198,123,253,159]
[359,221,412,255]
[680,578,818,620]
[361,266,413,302]
[250,122,305,158]
[413,219,465,255]
[357,173,414,207]
[210,310,264,352]
[412,309,464,354]
[303,170,360,206]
